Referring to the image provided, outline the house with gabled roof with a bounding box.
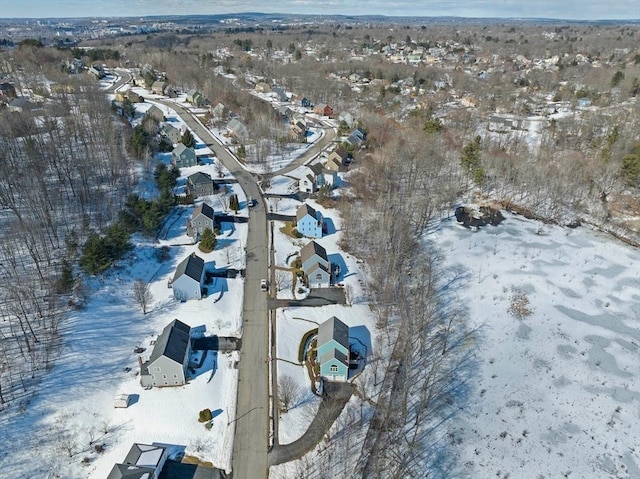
[210,102,225,121]
[290,119,307,139]
[8,97,34,113]
[326,146,349,171]
[107,443,168,479]
[170,253,205,300]
[317,316,349,382]
[338,111,355,128]
[161,124,181,145]
[186,89,205,107]
[186,171,216,198]
[186,202,216,239]
[227,118,248,140]
[300,241,331,288]
[171,143,197,168]
[146,104,165,122]
[300,97,313,109]
[314,103,333,118]
[298,163,338,194]
[272,86,288,102]
[140,320,191,388]
[151,81,176,97]
[296,203,324,239]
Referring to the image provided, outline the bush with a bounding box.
[198,409,212,423]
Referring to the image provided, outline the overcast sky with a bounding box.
[2,0,639,20]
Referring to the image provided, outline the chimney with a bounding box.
[138,356,143,369]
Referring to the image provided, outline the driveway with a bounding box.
[268,288,346,309]
[192,336,241,352]
[268,381,354,466]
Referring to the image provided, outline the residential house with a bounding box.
[170,253,205,300]
[171,143,197,168]
[300,97,313,109]
[126,90,144,103]
[345,127,366,148]
[88,65,105,79]
[272,86,288,102]
[338,111,355,128]
[298,163,337,194]
[290,119,307,139]
[151,80,170,96]
[146,105,165,122]
[296,203,324,238]
[161,124,182,145]
[186,172,216,198]
[326,147,349,171]
[186,202,216,238]
[186,89,204,107]
[317,316,349,382]
[314,103,334,118]
[210,102,225,121]
[227,118,248,140]
[140,319,191,388]
[107,443,168,479]
[300,240,331,288]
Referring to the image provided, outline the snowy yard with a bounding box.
[429,212,640,478]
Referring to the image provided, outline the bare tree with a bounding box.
[278,374,301,413]
[132,279,153,315]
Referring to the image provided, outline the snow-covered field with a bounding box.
[429,212,640,478]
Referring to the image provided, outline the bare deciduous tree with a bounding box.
[132,279,153,315]
[278,374,301,413]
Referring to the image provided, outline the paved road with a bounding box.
[114,72,340,476]
[151,96,271,478]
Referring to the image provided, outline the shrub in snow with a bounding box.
[198,408,212,423]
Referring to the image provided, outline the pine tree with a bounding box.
[199,228,217,253]
[181,129,196,148]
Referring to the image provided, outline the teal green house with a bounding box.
[317,316,349,382]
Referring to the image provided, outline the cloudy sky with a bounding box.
[2,0,639,20]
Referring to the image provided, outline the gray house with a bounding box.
[172,143,197,168]
[146,105,165,122]
[227,118,248,140]
[107,443,168,479]
[140,320,191,388]
[300,241,331,288]
[317,316,349,382]
[186,89,205,106]
[161,124,182,145]
[187,203,216,239]
[171,253,205,300]
[186,171,216,198]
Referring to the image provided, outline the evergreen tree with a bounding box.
[199,228,217,253]
[181,129,196,148]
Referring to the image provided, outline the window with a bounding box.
[153,367,160,373]
[316,273,323,280]
[330,365,339,372]
[174,374,178,378]
[162,374,167,379]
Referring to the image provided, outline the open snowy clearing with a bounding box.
[429,212,640,478]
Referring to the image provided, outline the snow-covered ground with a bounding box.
[429,212,640,478]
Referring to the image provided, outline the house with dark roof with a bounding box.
[8,97,34,113]
[272,86,289,102]
[317,316,349,382]
[300,97,313,109]
[187,203,216,239]
[325,147,349,172]
[161,124,182,145]
[298,163,337,194]
[186,172,216,198]
[171,253,205,300]
[146,104,165,122]
[296,203,324,239]
[107,443,168,479]
[140,319,191,388]
[186,89,205,107]
[300,241,331,288]
[172,143,197,168]
[0,82,17,99]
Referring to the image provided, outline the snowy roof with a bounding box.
[318,316,349,351]
[107,443,166,479]
[148,319,190,366]
[107,463,155,479]
[173,253,205,283]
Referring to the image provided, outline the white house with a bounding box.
[107,443,168,479]
[171,253,205,300]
